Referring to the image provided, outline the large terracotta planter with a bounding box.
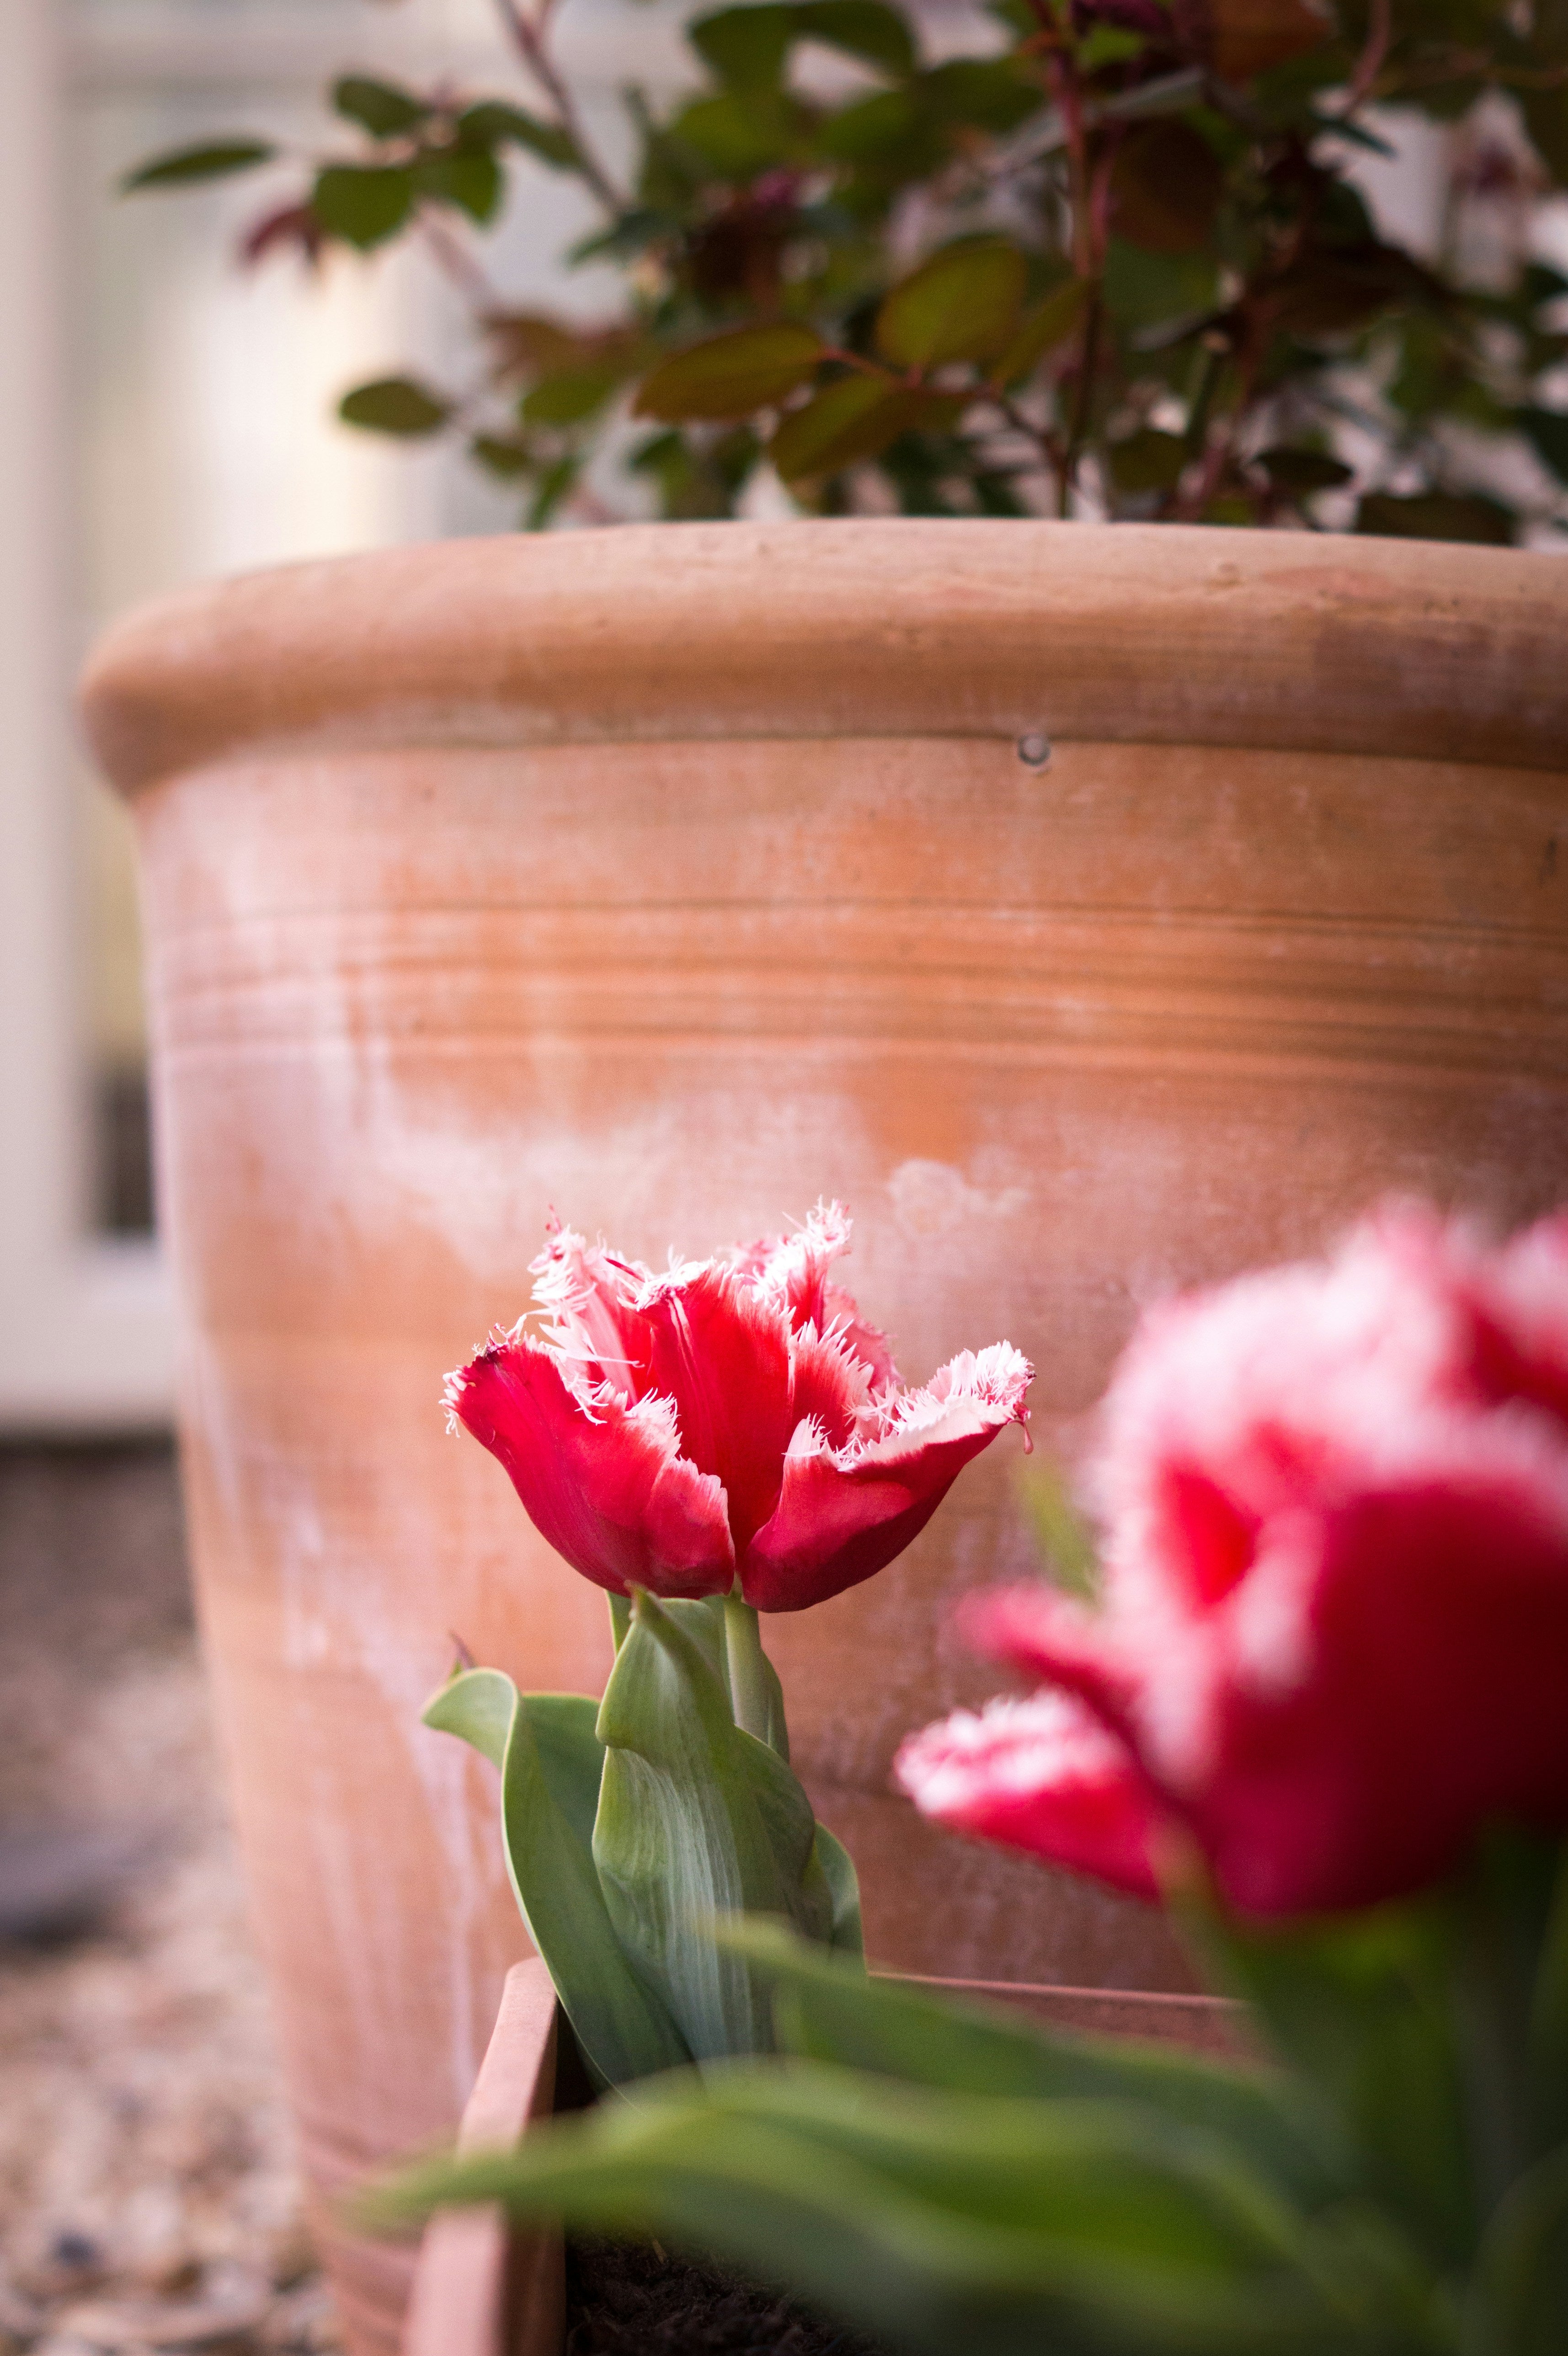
[80,519,1568,2356]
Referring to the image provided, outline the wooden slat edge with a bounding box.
[401,1961,565,2356]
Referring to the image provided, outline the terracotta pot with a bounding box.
[80,519,1568,2356]
[402,1958,1246,2356]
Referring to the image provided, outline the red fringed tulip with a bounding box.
[447,1204,1031,1611]
[902,1205,1568,1918]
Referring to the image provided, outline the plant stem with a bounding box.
[489,0,628,215]
[723,1595,773,1744]
[1059,287,1101,515]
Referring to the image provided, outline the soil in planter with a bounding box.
[565,2235,887,2356]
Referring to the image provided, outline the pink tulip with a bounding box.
[895,1693,1162,1900]
[447,1204,1031,1612]
[901,1206,1568,1917]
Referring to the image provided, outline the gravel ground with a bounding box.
[0,1445,338,2356]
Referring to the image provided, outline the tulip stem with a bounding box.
[724,1596,775,1747]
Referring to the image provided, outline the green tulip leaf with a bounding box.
[635,324,825,423]
[374,2061,1383,2356]
[807,1824,864,1960]
[424,1666,689,2088]
[876,239,1028,370]
[592,1590,832,2061]
[721,1920,1337,2207]
[1468,2142,1568,2356]
[1530,1842,1568,2156]
[1199,1897,1474,2266]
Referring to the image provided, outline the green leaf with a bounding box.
[1017,1460,1101,1599]
[690,1,914,90]
[991,279,1088,388]
[526,454,581,530]
[1108,427,1187,495]
[635,323,825,422]
[1254,445,1354,495]
[338,376,451,436]
[310,163,414,249]
[723,1922,1339,2211]
[522,365,624,428]
[122,139,277,192]
[1520,406,1568,487]
[1521,86,1568,185]
[470,433,533,480]
[1530,1845,1568,2156]
[689,5,796,88]
[1469,2143,1568,2356]
[809,1826,864,1960]
[818,88,938,170]
[376,2061,1381,2356]
[917,58,1041,136]
[333,76,431,138]
[457,102,579,172]
[795,0,917,77]
[671,89,806,177]
[424,1667,690,2087]
[591,1591,832,2062]
[1101,237,1219,329]
[416,148,503,224]
[876,239,1027,369]
[1109,121,1224,256]
[1200,1897,1475,2265]
[769,374,922,479]
[1355,491,1514,546]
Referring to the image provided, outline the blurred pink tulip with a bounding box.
[903,1206,1568,1916]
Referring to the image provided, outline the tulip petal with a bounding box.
[728,1203,899,1387]
[741,1343,1031,1611]
[638,1264,797,1553]
[895,1693,1163,1902]
[530,1218,655,1401]
[449,1337,734,1599]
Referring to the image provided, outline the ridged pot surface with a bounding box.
[81,519,1568,2356]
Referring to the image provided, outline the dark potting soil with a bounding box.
[564,2235,887,2356]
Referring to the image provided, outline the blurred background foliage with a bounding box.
[129,1,1568,538]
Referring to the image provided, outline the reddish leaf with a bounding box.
[1110,122,1224,257]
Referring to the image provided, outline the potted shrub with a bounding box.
[126,0,1568,539]
[83,8,1568,2352]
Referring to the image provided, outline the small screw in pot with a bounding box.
[1016,732,1052,771]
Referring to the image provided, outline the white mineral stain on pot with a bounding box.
[887,1158,1028,1239]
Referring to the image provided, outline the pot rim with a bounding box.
[79,518,1568,796]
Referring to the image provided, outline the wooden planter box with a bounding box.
[401,1959,1245,2356]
